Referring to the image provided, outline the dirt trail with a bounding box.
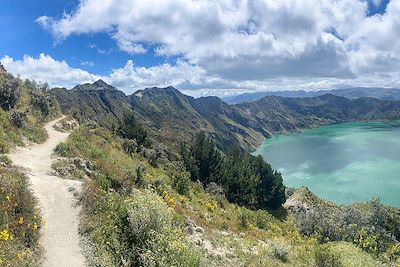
[8,117,86,267]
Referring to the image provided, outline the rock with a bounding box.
[73,157,93,175]
[194,226,204,233]
[68,186,76,192]
[185,219,205,235]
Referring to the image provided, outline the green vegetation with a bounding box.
[180,132,286,210]
[2,67,399,266]
[55,124,391,266]
[54,83,400,153]
[0,156,43,266]
[0,65,60,153]
[116,111,151,150]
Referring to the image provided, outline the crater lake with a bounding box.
[254,121,400,207]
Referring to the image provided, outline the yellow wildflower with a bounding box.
[17,252,23,260]
[5,195,10,201]
[19,217,24,225]
[0,230,11,241]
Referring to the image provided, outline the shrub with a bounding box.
[0,154,12,167]
[117,111,151,148]
[293,199,399,255]
[140,147,161,166]
[10,110,26,128]
[81,187,202,266]
[164,161,191,195]
[54,142,71,157]
[0,73,20,110]
[271,241,289,262]
[122,138,138,155]
[26,80,52,117]
[238,208,272,230]
[315,245,342,267]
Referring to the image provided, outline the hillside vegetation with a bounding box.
[1,67,399,266]
[52,82,400,152]
[52,111,398,266]
[0,65,60,266]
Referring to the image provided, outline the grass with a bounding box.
[0,156,43,266]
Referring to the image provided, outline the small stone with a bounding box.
[194,226,204,233]
[68,186,76,192]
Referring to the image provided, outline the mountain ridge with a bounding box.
[223,87,400,104]
[51,81,400,152]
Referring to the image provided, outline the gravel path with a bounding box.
[8,117,86,267]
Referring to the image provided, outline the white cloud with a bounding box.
[34,0,400,93]
[0,54,99,88]
[3,53,400,98]
[80,60,95,67]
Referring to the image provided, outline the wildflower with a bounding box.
[33,223,38,230]
[5,195,10,201]
[19,217,24,225]
[0,229,11,241]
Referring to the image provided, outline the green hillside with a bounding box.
[52,81,400,152]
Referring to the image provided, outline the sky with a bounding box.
[0,0,398,97]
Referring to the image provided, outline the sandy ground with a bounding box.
[8,117,86,267]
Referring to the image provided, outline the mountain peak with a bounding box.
[72,79,117,91]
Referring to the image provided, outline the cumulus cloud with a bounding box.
[0,54,99,88]
[33,0,400,93]
[3,53,400,98]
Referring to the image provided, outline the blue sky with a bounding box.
[0,0,398,97]
[0,0,170,74]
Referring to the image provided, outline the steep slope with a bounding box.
[50,83,130,128]
[52,82,400,152]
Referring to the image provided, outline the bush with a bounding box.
[117,111,151,148]
[293,199,399,255]
[10,110,26,128]
[122,138,138,155]
[54,142,71,157]
[25,80,52,117]
[0,72,20,110]
[81,187,202,266]
[238,207,273,230]
[0,154,12,167]
[271,241,289,262]
[315,245,343,267]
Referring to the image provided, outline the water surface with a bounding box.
[254,121,400,207]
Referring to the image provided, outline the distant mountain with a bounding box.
[51,81,400,152]
[50,80,130,128]
[72,79,118,92]
[223,87,400,104]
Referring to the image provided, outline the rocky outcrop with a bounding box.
[52,157,93,180]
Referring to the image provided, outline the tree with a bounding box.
[117,111,151,148]
[180,132,223,184]
[221,147,258,207]
[180,132,286,210]
[253,155,286,209]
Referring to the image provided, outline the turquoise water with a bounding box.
[254,122,400,207]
